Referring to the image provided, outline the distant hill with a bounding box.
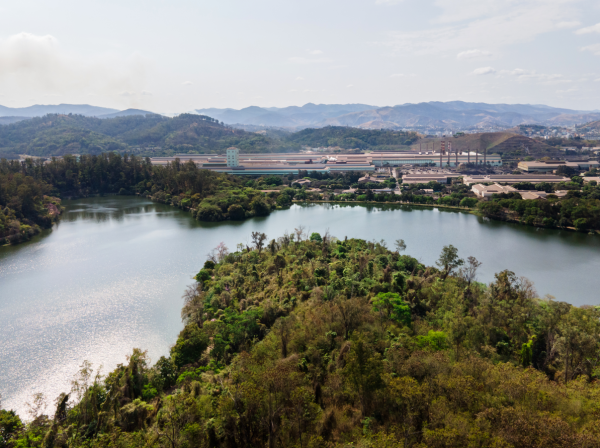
[0,103,119,118]
[415,132,556,157]
[195,103,375,128]
[97,108,158,119]
[578,120,600,132]
[198,101,600,130]
[0,117,30,126]
[0,113,280,157]
[0,114,428,157]
[287,126,418,150]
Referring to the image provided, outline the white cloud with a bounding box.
[457,49,492,60]
[581,43,600,55]
[182,81,193,86]
[347,84,354,88]
[375,0,404,4]
[472,66,496,75]
[0,32,147,103]
[499,68,569,83]
[575,23,600,34]
[383,0,582,55]
[390,73,416,78]
[141,91,152,96]
[295,76,304,81]
[288,56,329,64]
[308,49,323,55]
[556,21,581,29]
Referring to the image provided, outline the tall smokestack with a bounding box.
[468,148,470,164]
[440,141,444,166]
[447,142,451,165]
[484,148,487,165]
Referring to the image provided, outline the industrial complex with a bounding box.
[150,147,502,175]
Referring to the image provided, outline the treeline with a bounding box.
[4,234,600,447]
[478,178,600,231]
[0,155,297,242]
[0,165,61,244]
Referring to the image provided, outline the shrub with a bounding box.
[227,204,245,220]
[197,204,224,221]
[171,324,210,368]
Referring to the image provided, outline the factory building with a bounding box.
[150,148,500,175]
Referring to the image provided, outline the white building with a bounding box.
[471,183,517,198]
[226,147,239,167]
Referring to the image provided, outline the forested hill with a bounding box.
[287,126,418,150]
[5,234,600,447]
[0,114,278,157]
[0,114,419,157]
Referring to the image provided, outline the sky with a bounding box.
[0,0,599,113]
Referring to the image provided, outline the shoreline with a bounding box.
[295,199,599,235]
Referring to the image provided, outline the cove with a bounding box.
[1,196,599,415]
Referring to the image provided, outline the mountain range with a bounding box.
[196,101,600,131]
[1,102,600,132]
[0,103,119,118]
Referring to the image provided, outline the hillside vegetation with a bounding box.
[0,114,277,157]
[0,160,62,244]
[288,127,418,150]
[0,114,423,157]
[415,132,560,160]
[4,235,600,447]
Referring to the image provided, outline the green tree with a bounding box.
[371,292,411,326]
[436,245,464,280]
[343,333,384,416]
[309,232,322,243]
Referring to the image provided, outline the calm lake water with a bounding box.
[1,196,599,415]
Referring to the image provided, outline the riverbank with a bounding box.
[298,199,600,235]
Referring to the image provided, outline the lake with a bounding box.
[1,196,599,415]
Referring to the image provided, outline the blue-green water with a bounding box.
[1,197,599,415]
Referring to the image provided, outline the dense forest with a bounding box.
[288,127,418,150]
[0,114,276,157]
[0,154,298,244]
[0,165,62,244]
[0,115,419,158]
[3,234,600,447]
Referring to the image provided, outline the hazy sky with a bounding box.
[1,0,599,112]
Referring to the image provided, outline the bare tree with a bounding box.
[181,283,205,326]
[460,256,482,286]
[394,239,407,253]
[251,231,268,254]
[207,242,230,263]
[26,392,47,421]
[294,226,306,241]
